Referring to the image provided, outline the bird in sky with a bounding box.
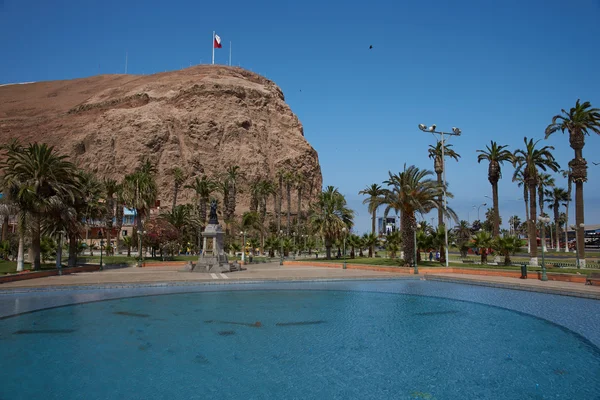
[369,45,373,49]
[593,161,599,166]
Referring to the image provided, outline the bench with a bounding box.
[461,260,475,264]
[585,273,600,286]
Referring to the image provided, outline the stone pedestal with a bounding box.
[191,224,231,273]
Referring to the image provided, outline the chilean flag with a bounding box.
[214,33,222,49]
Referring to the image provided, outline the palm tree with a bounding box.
[508,215,521,236]
[512,170,530,252]
[309,186,354,259]
[295,173,305,240]
[114,184,124,254]
[276,169,285,233]
[492,235,523,266]
[546,187,569,252]
[358,183,385,257]
[347,234,362,258]
[185,175,216,251]
[122,235,133,257]
[381,164,455,267]
[361,232,379,258]
[283,171,295,235]
[472,230,493,264]
[170,167,186,211]
[513,138,560,265]
[121,158,158,255]
[546,100,600,267]
[453,220,472,257]
[427,141,460,261]
[476,141,512,237]
[222,165,241,234]
[0,142,78,270]
[537,173,555,251]
[102,178,119,256]
[561,169,573,252]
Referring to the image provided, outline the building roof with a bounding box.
[566,223,600,233]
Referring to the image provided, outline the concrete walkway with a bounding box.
[0,262,599,300]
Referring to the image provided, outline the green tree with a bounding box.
[309,186,354,259]
[545,187,569,252]
[512,170,530,251]
[453,220,472,257]
[472,230,493,264]
[361,232,379,258]
[381,165,455,267]
[170,167,186,211]
[492,235,523,266]
[546,100,600,266]
[283,171,295,236]
[102,178,119,256]
[476,141,512,237]
[0,142,77,270]
[560,169,573,252]
[358,183,385,257]
[122,235,133,257]
[513,138,560,265]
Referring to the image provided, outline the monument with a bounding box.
[191,200,239,273]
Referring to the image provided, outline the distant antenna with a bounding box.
[125,51,128,74]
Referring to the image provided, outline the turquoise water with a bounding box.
[0,290,599,399]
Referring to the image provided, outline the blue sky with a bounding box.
[2,0,600,234]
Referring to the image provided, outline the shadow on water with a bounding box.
[204,320,262,328]
[275,320,326,326]
[114,311,150,318]
[218,330,236,336]
[412,311,460,317]
[14,329,76,334]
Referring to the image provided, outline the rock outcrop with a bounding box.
[0,65,322,215]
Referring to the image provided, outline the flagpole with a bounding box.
[212,31,215,65]
[229,41,232,66]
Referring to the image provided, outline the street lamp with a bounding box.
[419,124,461,268]
[414,223,421,274]
[342,227,347,269]
[572,223,585,269]
[239,231,246,264]
[477,203,487,222]
[98,230,104,271]
[279,230,284,266]
[537,216,550,281]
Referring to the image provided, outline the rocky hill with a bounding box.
[0,65,322,216]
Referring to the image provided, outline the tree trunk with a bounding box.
[114,201,123,255]
[401,210,415,267]
[528,182,538,265]
[1,215,8,242]
[492,180,500,237]
[553,203,560,253]
[538,184,547,251]
[371,209,376,259]
[297,187,302,241]
[286,184,291,236]
[278,176,283,233]
[273,193,279,233]
[575,180,585,265]
[523,185,530,252]
[325,243,332,259]
[172,184,179,211]
[31,215,41,270]
[564,203,569,252]
[436,171,446,264]
[16,232,24,272]
[68,232,78,267]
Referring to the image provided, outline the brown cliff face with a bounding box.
[0,65,322,217]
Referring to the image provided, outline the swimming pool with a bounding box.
[0,280,598,399]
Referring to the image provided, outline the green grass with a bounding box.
[0,260,57,275]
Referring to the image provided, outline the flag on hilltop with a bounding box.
[214,33,222,49]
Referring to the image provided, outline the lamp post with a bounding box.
[413,223,421,274]
[342,227,347,269]
[240,231,246,264]
[419,124,462,268]
[477,203,487,222]
[572,223,584,269]
[56,230,64,275]
[537,216,550,281]
[279,230,284,266]
[98,230,104,271]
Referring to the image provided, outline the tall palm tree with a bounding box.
[295,173,305,240]
[223,165,241,234]
[185,175,216,251]
[546,100,600,266]
[309,186,354,259]
[114,184,124,254]
[121,159,158,253]
[513,138,560,265]
[476,141,512,237]
[276,169,285,233]
[546,187,569,252]
[0,142,78,270]
[358,183,385,257]
[508,215,521,236]
[102,178,119,256]
[512,170,530,252]
[283,171,295,236]
[561,169,573,252]
[78,171,104,255]
[381,164,455,267]
[537,172,555,250]
[170,167,186,211]
[427,141,460,262]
